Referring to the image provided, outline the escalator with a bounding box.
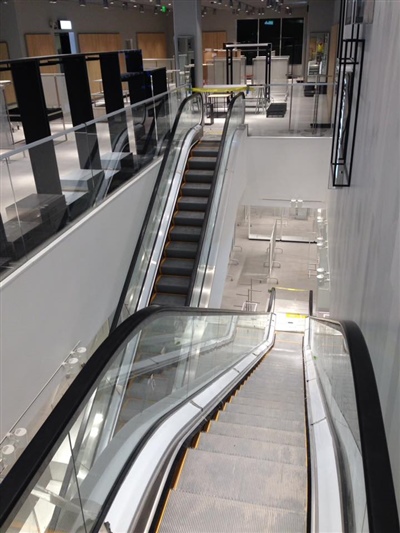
[0,94,398,533]
[0,303,398,533]
[111,91,246,327]
[158,330,307,532]
[151,138,221,306]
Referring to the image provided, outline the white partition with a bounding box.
[213,57,246,85]
[253,56,290,101]
[41,74,70,115]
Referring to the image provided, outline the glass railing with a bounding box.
[0,307,273,533]
[307,318,399,533]
[113,92,204,323]
[0,86,187,281]
[245,81,335,137]
[191,92,245,307]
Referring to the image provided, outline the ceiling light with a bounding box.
[139,3,144,11]
[103,0,109,7]
[49,0,57,4]
[122,1,128,8]
[79,0,86,6]
[154,6,158,13]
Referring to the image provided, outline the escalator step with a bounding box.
[185,169,214,183]
[182,183,211,197]
[165,241,198,258]
[159,490,305,533]
[156,275,191,294]
[151,293,187,306]
[160,258,194,276]
[191,145,220,157]
[170,226,202,242]
[178,196,208,211]
[188,157,217,171]
[174,211,205,227]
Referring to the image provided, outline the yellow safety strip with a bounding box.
[192,86,248,93]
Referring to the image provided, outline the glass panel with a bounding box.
[4,309,272,532]
[309,318,367,531]
[0,87,187,282]
[9,428,86,533]
[246,82,335,137]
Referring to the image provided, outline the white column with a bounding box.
[172,0,203,87]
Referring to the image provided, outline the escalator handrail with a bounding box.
[186,91,246,305]
[309,317,399,533]
[267,287,276,313]
[110,92,204,332]
[0,305,270,529]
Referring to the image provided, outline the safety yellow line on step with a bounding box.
[155,489,173,533]
[172,449,189,490]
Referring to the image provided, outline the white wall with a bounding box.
[0,161,160,439]
[208,128,248,308]
[241,136,331,207]
[327,1,400,507]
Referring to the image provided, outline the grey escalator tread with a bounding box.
[182,183,211,197]
[159,490,305,533]
[165,241,198,258]
[156,275,190,294]
[217,410,304,433]
[178,196,208,211]
[208,420,305,448]
[198,432,305,467]
[176,448,307,513]
[151,293,187,306]
[174,211,205,226]
[188,157,217,170]
[230,394,305,413]
[224,401,304,421]
[185,169,214,183]
[170,226,202,242]
[160,258,195,276]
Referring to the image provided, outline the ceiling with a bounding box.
[63,0,308,16]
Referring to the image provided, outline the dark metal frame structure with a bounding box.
[224,42,272,101]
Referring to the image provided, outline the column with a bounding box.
[172,0,203,88]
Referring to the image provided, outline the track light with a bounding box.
[122,1,128,8]
[229,0,233,8]
[103,0,109,8]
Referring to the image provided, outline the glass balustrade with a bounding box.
[0,86,187,281]
[1,308,272,533]
[243,81,335,137]
[308,318,367,531]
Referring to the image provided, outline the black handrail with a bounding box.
[0,305,267,530]
[185,91,245,304]
[309,317,399,533]
[110,92,203,331]
[267,287,276,313]
[308,289,313,316]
